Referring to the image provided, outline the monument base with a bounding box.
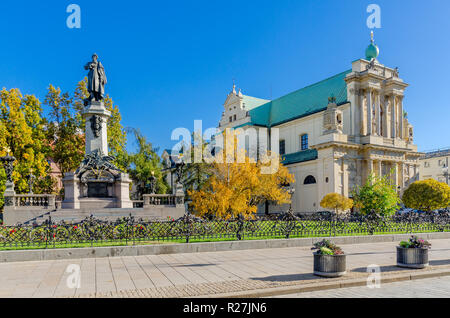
[62,172,132,209]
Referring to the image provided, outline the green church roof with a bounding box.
[281,149,318,165]
[248,70,351,127]
[241,95,271,111]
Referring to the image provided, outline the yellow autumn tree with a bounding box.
[402,179,450,211]
[0,88,54,200]
[320,193,354,214]
[188,130,295,220]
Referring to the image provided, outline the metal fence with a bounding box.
[0,211,449,250]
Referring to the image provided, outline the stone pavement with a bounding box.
[0,239,449,298]
[274,276,450,298]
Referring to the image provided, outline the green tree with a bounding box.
[352,173,401,216]
[127,128,167,199]
[180,132,213,197]
[402,179,450,211]
[44,85,85,178]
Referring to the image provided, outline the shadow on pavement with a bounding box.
[174,263,217,267]
[430,259,450,266]
[249,273,323,282]
[351,265,411,273]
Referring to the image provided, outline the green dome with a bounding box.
[365,43,379,60]
[365,31,379,60]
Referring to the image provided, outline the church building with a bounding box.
[218,33,421,213]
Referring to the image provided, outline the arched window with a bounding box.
[304,175,316,185]
[301,134,308,150]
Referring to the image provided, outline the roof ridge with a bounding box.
[271,69,352,102]
[242,94,270,100]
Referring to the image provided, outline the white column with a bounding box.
[391,95,396,139]
[366,158,373,181]
[348,87,356,136]
[342,158,348,197]
[375,92,381,136]
[367,90,372,135]
[360,90,365,135]
[393,162,399,188]
[385,96,390,138]
[377,160,382,177]
[398,96,404,139]
[399,162,404,189]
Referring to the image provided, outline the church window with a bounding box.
[304,175,317,185]
[301,134,308,150]
[233,115,236,121]
[279,140,285,155]
[229,116,232,123]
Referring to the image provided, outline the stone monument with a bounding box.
[62,54,132,209]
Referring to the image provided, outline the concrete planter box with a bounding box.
[313,253,346,277]
[396,247,429,269]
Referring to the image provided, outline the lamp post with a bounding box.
[287,187,295,213]
[27,169,36,194]
[0,147,16,206]
[149,171,156,194]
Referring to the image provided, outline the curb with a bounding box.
[202,268,450,298]
[0,232,449,263]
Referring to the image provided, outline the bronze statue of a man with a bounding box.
[84,53,107,104]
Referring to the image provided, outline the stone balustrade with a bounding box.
[143,194,184,208]
[5,194,56,210]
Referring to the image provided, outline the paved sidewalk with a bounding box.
[274,276,450,298]
[0,239,449,298]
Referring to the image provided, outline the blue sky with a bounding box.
[0,0,449,153]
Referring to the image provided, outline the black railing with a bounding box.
[0,211,449,250]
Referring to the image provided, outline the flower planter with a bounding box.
[313,253,346,277]
[396,247,429,269]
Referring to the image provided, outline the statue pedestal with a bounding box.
[83,101,111,156]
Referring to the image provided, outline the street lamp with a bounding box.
[287,187,295,214]
[149,171,156,194]
[0,147,16,184]
[27,169,36,194]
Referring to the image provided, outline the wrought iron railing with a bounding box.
[0,211,449,250]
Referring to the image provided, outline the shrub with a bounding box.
[320,193,353,214]
[352,173,401,216]
[402,179,450,212]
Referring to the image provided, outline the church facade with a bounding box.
[218,34,421,214]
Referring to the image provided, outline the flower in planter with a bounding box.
[312,239,344,255]
[399,235,431,249]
